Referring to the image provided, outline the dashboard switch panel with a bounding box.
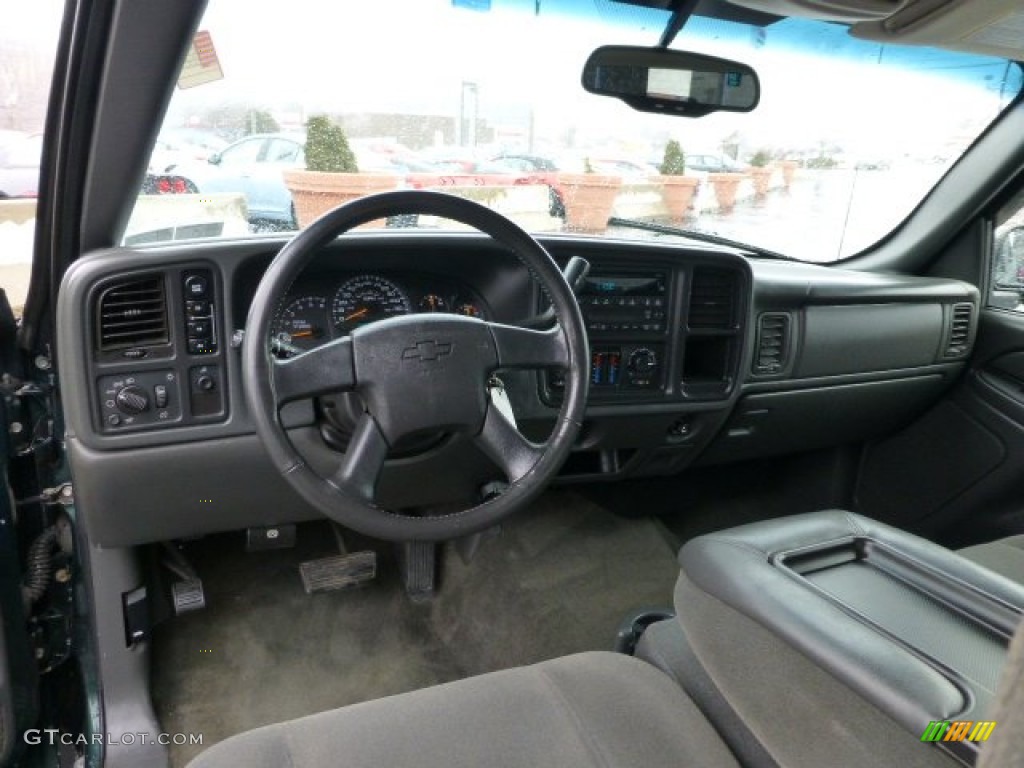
[98,370,182,431]
[183,270,218,355]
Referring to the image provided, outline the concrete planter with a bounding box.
[749,166,773,198]
[708,172,746,212]
[779,160,798,189]
[655,175,700,222]
[557,173,622,233]
[283,169,399,228]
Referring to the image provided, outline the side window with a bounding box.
[265,139,301,164]
[217,138,264,167]
[0,4,63,317]
[990,187,1024,311]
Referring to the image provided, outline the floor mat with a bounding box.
[151,489,680,766]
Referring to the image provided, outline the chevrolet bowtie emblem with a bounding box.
[402,340,453,362]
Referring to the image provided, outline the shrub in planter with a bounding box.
[660,140,686,176]
[304,115,357,173]
[283,115,398,227]
[748,149,773,197]
[655,140,698,222]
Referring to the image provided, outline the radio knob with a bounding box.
[629,348,657,375]
[115,384,150,415]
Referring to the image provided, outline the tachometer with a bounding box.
[271,296,330,357]
[332,275,412,332]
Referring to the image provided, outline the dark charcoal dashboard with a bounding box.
[56,233,979,546]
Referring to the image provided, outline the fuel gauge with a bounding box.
[418,294,449,313]
[454,302,482,318]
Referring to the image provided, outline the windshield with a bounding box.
[126,0,1023,262]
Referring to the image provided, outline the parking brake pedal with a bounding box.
[299,524,377,594]
[171,579,206,614]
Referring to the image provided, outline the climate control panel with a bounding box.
[589,345,663,389]
[550,343,664,398]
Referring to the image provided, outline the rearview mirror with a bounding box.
[582,45,760,118]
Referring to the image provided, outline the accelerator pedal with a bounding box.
[299,523,377,594]
[399,541,437,602]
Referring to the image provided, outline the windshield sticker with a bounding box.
[178,31,224,90]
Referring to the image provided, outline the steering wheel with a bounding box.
[242,190,589,541]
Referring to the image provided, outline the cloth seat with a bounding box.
[186,651,741,768]
[959,534,1024,584]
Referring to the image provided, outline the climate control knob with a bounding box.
[627,348,658,387]
[115,384,150,415]
[628,348,657,375]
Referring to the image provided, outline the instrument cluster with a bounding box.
[270,273,486,357]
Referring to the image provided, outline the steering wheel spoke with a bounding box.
[488,322,567,370]
[474,400,545,483]
[330,413,389,503]
[272,337,356,405]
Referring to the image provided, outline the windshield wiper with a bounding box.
[608,217,796,261]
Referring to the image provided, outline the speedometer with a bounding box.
[332,275,411,332]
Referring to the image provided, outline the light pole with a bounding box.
[459,81,478,147]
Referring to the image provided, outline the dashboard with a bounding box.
[56,233,979,547]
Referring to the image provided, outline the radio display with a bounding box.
[580,273,666,296]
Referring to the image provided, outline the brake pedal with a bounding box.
[299,551,377,594]
[171,578,206,615]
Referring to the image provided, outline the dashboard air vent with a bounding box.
[945,303,973,357]
[688,267,737,329]
[96,275,169,351]
[754,313,790,375]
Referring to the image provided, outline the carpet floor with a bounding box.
[151,489,680,766]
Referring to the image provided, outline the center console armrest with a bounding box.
[676,510,1024,766]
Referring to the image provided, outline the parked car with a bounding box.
[491,153,560,173]
[7,3,1024,768]
[151,133,307,227]
[148,129,229,173]
[590,158,659,178]
[684,153,747,173]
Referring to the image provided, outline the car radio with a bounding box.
[578,272,667,334]
[548,271,668,398]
